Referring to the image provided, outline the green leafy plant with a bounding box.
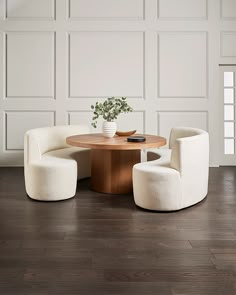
[91,97,133,128]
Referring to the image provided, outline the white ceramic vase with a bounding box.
[102,121,117,138]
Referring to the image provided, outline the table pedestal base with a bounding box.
[91,149,140,194]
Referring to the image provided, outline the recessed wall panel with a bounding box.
[221,33,236,57]
[69,111,145,134]
[69,0,144,20]
[6,32,55,98]
[116,112,145,133]
[158,0,207,19]
[158,112,208,143]
[6,112,55,150]
[69,32,144,98]
[6,0,55,19]
[221,0,236,19]
[159,32,207,98]
[68,111,98,133]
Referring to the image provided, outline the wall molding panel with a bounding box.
[220,0,236,20]
[221,32,236,57]
[158,32,208,99]
[5,0,56,20]
[0,0,233,166]
[68,0,145,21]
[68,31,145,99]
[5,111,55,151]
[158,0,208,20]
[5,31,55,99]
[157,111,209,144]
[68,110,146,134]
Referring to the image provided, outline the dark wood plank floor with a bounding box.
[0,167,236,295]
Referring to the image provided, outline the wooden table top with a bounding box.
[66,133,166,150]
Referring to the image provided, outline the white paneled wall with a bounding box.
[158,112,208,138]
[6,0,55,20]
[0,0,236,166]
[5,111,55,150]
[221,0,236,19]
[221,32,236,56]
[69,0,144,20]
[159,32,207,98]
[158,0,207,19]
[6,32,55,98]
[69,32,144,98]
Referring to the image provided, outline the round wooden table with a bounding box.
[66,133,166,194]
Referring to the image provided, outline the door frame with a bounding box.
[219,65,236,166]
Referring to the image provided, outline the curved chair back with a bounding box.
[24,125,90,165]
[169,127,209,206]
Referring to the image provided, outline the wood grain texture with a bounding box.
[66,133,167,150]
[91,149,140,194]
[0,167,236,294]
[67,133,166,194]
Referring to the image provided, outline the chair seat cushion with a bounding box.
[41,147,91,179]
[147,148,171,163]
[133,163,181,211]
[26,147,90,201]
[40,147,88,165]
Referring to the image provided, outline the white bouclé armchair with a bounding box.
[24,125,91,201]
[133,127,209,211]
